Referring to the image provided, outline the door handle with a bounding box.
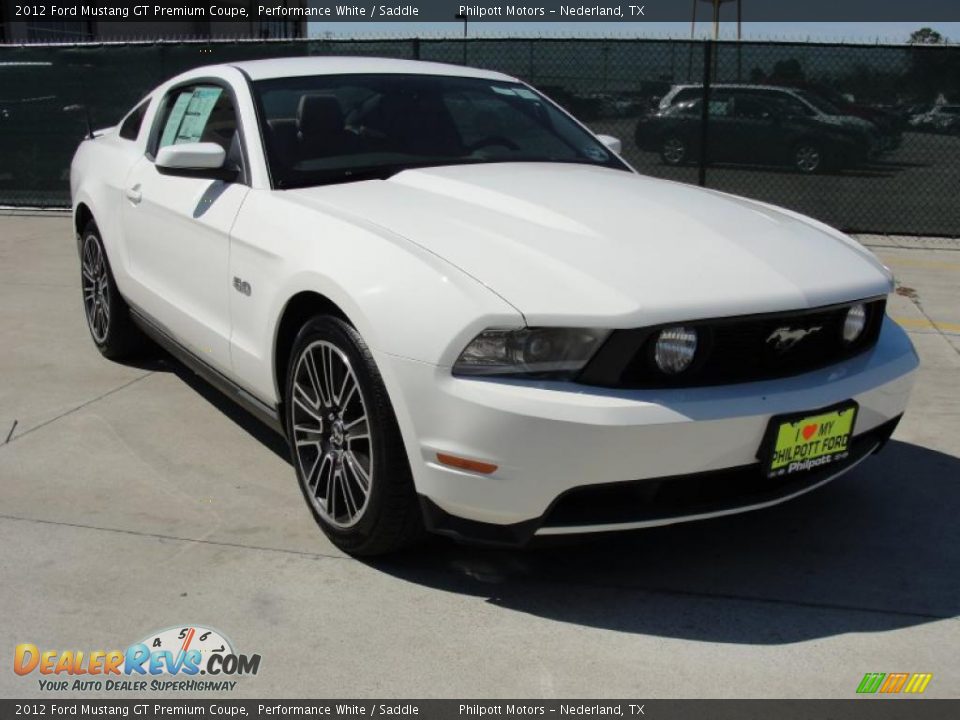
[125,185,142,204]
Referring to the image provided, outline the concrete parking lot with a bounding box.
[0,214,958,698]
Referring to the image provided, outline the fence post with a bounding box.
[412,38,420,60]
[698,39,713,188]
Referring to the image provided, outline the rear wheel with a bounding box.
[660,136,688,165]
[285,316,424,556]
[80,222,145,359]
[793,142,824,174]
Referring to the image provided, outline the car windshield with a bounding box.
[252,73,628,189]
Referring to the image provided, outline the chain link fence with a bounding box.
[1,37,958,235]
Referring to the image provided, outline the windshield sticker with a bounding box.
[161,87,222,147]
[159,92,192,147]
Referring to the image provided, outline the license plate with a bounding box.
[760,403,858,478]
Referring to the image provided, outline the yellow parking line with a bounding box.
[880,256,960,271]
[892,316,960,333]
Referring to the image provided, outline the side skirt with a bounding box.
[129,307,286,437]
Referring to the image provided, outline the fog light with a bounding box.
[654,326,698,374]
[843,303,867,343]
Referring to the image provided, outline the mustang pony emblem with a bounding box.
[766,325,823,351]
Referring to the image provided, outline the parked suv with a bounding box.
[658,84,881,158]
[766,81,904,150]
[637,91,874,173]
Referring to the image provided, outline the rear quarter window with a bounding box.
[119,100,149,141]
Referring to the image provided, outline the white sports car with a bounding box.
[71,57,918,555]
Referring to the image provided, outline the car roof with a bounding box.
[226,56,516,82]
[673,84,801,92]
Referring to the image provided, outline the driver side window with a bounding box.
[157,85,238,153]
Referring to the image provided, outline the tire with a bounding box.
[285,316,425,556]
[660,136,687,165]
[80,221,145,359]
[793,142,824,174]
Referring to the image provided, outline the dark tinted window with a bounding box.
[733,96,777,119]
[119,100,149,141]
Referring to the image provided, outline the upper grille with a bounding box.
[577,298,886,389]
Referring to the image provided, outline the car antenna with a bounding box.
[63,104,94,139]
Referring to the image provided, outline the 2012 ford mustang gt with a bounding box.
[71,57,918,555]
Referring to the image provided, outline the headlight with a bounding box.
[653,326,698,374]
[453,328,610,379]
[843,303,867,343]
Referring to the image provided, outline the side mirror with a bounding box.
[156,142,237,181]
[596,134,622,154]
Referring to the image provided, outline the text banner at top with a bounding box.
[6,0,960,23]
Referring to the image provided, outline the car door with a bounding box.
[121,82,249,374]
[726,95,784,164]
[702,92,737,162]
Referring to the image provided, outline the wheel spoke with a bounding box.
[302,349,323,407]
[328,469,338,519]
[320,345,337,408]
[339,469,359,518]
[294,424,323,449]
[344,450,371,491]
[312,452,333,494]
[293,385,324,424]
[320,455,335,501]
[294,423,324,439]
[338,373,357,410]
[303,450,322,491]
[343,415,366,432]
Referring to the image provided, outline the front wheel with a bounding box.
[285,316,424,556]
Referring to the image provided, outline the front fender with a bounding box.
[227,190,522,407]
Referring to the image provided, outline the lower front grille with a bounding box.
[540,415,901,530]
[578,298,886,389]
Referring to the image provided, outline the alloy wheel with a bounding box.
[81,234,110,343]
[291,340,373,529]
[662,138,686,164]
[795,145,821,173]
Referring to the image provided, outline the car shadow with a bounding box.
[130,353,290,461]
[366,439,959,645]
[135,351,959,646]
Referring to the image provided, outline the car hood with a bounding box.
[285,163,892,327]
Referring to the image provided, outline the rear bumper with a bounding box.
[382,317,917,545]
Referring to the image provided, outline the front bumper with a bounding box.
[383,317,917,545]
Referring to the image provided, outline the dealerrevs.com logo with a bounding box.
[14,625,261,692]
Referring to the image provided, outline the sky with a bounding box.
[308,21,960,43]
